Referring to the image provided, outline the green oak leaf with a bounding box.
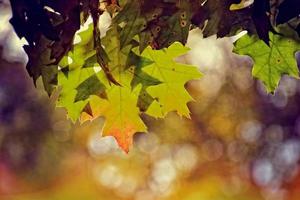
[57,67,102,122]
[57,22,105,121]
[87,71,147,153]
[234,32,300,93]
[82,26,148,152]
[58,24,149,152]
[137,42,203,118]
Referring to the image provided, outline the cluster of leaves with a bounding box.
[57,24,201,152]
[8,0,300,152]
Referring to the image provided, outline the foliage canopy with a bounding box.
[8,0,300,152]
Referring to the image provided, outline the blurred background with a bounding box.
[1,0,300,200]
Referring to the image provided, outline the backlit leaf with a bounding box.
[234,32,300,93]
[137,42,202,118]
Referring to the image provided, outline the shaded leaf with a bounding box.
[192,0,272,43]
[23,36,57,95]
[276,0,300,25]
[114,0,192,50]
[75,74,106,102]
[194,0,254,37]
[130,52,161,112]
